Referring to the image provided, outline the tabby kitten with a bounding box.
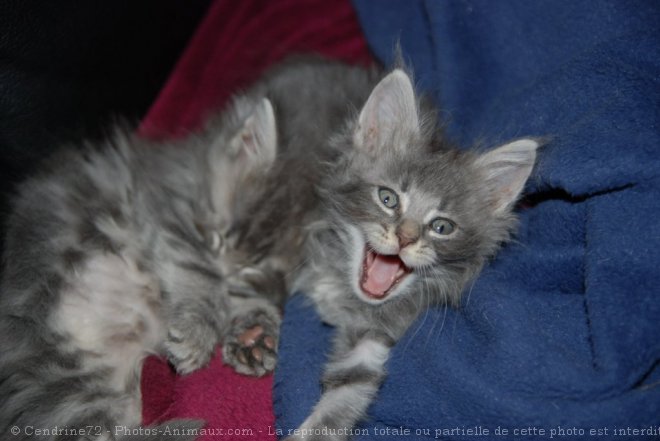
[285,69,539,440]
[0,57,382,441]
[0,97,281,440]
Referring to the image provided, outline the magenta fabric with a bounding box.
[139,0,373,140]
[138,1,372,439]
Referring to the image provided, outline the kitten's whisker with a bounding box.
[402,267,430,353]
[450,295,462,345]
[281,255,315,280]
[421,267,436,348]
[464,277,477,309]
[425,280,443,346]
[432,303,449,347]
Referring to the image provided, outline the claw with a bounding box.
[237,350,248,365]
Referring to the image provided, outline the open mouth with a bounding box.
[360,246,412,300]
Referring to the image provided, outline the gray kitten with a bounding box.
[0,96,282,440]
[0,57,382,440]
[282,68,539,439]
[0,56,537,440]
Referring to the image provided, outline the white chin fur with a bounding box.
[346,224,414,305]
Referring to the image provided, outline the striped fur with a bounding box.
[0,57,383,439]
[1,56,537,440]
[0,98,281,440]
[285,67,538,440]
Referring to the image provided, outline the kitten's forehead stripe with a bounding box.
[401,176,410,192]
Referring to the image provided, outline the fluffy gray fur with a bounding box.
[0,94,284,439]
[0,56,537,440]
[0,57,385,440]
[279,65,539,440]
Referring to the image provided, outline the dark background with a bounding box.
[0,0,211,252]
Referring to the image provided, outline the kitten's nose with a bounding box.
[396,218,420,249]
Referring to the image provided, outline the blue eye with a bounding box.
[430,218,455,235]
[378,187,398,209]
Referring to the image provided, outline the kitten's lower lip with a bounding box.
[360,246,411,300]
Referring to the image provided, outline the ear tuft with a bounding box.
[354,69,419,155]
[230,98,277,170]
[476,138,539,213]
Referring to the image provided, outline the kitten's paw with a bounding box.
[222,310,280,376]
[165,317,218,375]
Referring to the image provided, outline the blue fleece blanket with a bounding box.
[274,1,660,439]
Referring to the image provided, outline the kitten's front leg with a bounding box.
[165,299,227,374]
[159,262,230,374]
[221,265,285,376]
[284,330,393,441]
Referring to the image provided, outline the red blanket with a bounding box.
[139,0,372,439]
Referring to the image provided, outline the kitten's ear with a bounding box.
[229,98,277,170]
[354,69,419,154]
[476,139,539,213]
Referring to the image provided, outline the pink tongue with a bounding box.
[363,254,402,297]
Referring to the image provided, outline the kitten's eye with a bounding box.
[378,187,399,209]
[430,218,455,236]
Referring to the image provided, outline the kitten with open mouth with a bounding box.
[286,66,539,441]
[360,246,412,300]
